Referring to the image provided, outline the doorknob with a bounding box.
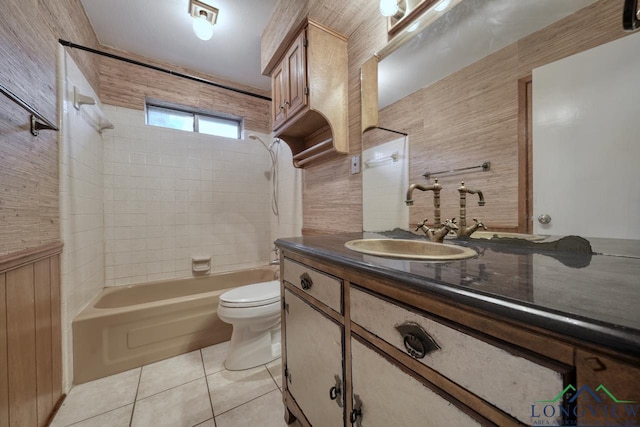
[537,214,552,224]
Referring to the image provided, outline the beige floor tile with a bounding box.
[68,404,133,427]
[215,390,288,427]
[137,350,205,400]
[201,340,229,375]
[266,358,283,390]
[51,368,140,427]
[207,366,278,414]
[131,378,212,427]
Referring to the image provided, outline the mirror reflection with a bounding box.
[363,0,640,240]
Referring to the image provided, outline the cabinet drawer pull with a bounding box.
[329,386,340,400]
[585,357,607,372]
[396,322,440,359]
[300,272,313,290]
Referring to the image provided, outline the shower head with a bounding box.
[248,134,277,152]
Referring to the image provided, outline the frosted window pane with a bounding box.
[147,106,194,132]
[199,116,240,138]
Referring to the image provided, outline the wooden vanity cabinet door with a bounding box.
[284,289,344,427]
[576,350,640,426]
[284,29,307,120]
[350,337,492,427]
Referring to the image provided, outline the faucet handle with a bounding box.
[415,218,429,233]
[472,218,487,230]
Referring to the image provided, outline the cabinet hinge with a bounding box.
[284,365,291,383]
[283,299,289,313]
[304,87,309,96]
[303,38,308,47]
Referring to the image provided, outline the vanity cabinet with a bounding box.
[267,19,348,167]
[277,249,640,427]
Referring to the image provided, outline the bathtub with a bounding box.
[72,266,278,384]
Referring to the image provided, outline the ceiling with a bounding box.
[80,0,278,92]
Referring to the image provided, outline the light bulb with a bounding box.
[193,14,214,41]
[379,0,399,17]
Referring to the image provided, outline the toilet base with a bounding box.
[224,322,281,371]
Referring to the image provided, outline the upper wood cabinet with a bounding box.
[272,31,307,130]
[267,19,349,168]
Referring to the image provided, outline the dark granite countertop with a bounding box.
[275,231,640,357]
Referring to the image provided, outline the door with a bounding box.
[350,337,487,427]
[285,30,307,120]
[271,61,286,129]
[532,32,640,238]
[284,289,344,426]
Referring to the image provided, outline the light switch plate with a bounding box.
[351,155,361,174]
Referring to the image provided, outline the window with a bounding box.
[146,102,242,139]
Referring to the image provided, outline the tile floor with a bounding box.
[51,341,297,427]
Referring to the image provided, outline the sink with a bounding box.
[344,239,477,261]
[468,231,547,241]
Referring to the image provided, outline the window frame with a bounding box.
[145,99,244,139]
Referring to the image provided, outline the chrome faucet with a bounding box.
[455,181,486,238]
[415,218,459,243]
[405,178,442,228]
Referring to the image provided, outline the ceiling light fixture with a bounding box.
[379,0,406,19]
[189,0,218,41]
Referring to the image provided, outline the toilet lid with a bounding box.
[219,280,281,308]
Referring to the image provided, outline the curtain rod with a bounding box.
[58,40,272,102]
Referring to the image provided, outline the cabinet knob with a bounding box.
[279,105,284,111]
[396,322,440,359]
[300,273,313,290]
[284,100,290,106]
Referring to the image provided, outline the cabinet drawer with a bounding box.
[283,258,342,313]
[350,286,567,425]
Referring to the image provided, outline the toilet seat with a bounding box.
[219,280,280,308]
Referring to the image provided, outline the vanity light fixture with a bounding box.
[379,0,406,19]
[189,0,218,41]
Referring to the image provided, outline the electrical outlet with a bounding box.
[351,155,361,174]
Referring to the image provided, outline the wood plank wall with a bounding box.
[0,243,63,427]
[98,47,272,134]
[262,0,629,234]
[0,0,99,256]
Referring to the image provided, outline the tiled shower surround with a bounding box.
[102,105,280,286]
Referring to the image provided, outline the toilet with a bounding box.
[217,280,281,370]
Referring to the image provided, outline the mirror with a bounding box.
[377,0,597,109]
[361,0,640,239]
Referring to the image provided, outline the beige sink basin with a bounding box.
[344,239,477,261]
[469,231,547,241]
